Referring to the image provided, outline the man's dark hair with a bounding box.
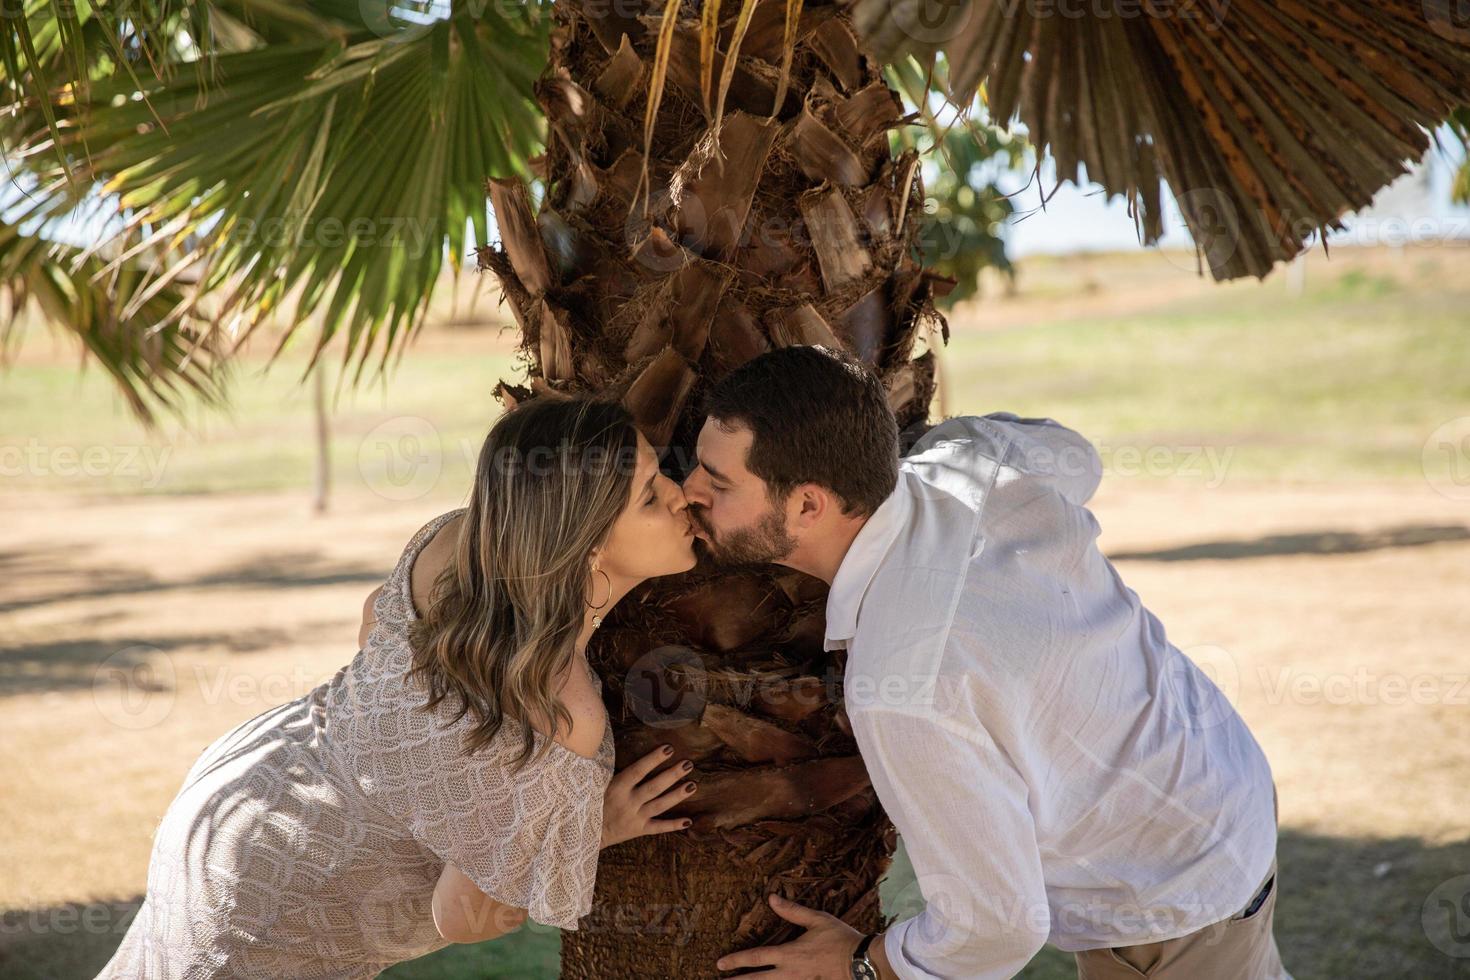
[702,345,899,517]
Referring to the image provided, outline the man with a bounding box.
[683,346,1286,980]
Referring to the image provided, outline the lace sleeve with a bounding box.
[339,506,608,929]
[334,678,609,930]
[402,722,607,930]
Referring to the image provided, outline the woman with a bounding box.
[97,397,700,978]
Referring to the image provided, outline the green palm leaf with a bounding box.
[3,0,549,417]
[1449,108,1470,206]
[0,208,229,424]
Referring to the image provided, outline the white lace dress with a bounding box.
[96,508,615,979]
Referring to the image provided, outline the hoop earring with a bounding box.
[585,567,611,630]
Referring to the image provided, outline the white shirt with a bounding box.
[827,413,1277,980]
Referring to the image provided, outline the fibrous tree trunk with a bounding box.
[479,1,951,974]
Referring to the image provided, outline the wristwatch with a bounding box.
[851,931,879,980]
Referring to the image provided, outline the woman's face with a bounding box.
[596,432,697,584]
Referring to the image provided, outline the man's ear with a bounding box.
[792,484,827,528]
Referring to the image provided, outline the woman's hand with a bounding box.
[601,744,697,849]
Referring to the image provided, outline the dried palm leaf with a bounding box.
[847,0,1470,279]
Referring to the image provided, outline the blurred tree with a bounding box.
[883,56,1026,308]
[1449,108,1470,204]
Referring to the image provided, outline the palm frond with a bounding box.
[3,0,550,407]
[0,207,228,425]
[849,0,1470,280]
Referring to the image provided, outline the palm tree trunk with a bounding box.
[479,0,949,973]
[311,364,330,514]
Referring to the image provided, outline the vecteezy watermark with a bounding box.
[624,645,709,729]
[355,418,657,501]
[1423,417,1470,502]
[0,439,172,488]
[1158,187,1244,275]
[882,869,1258,954]
[1162,643,1242,731]
[226,216,439,258]
[1257,667,1470,708]
[880,0,1230,49]
[0,898,144,938]
[1012,436,1235,487]
[1097,443,1235,487]
[576,901,704,947]
[92,646,330,730]
[357,416,444,501]
[1423,874,1470,958]
[883,871,985,958]
[188,663,325,709]
[1155,193,1470,275]
[1423,0,1470,44]
[92,645,176,730]
[356,0,553,39]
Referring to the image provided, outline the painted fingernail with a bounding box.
[682,819,692,828]
[685,782,697,792]
[662,744,673,755]
[681,760,694,771]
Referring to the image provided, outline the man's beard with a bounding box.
[692,505,797,567]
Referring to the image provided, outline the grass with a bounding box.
[380,843,1078,979]
[4,246,1467,501]
[0,328,527,497]
[936,249,1470,485]
[4,245,1467,979]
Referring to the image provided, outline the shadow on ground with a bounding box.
[0,548,384,616]
[9,831,1466,979]
[1109,524,1470,563]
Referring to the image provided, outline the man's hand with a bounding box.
[716,894,862,978]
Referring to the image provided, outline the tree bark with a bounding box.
[479,0,949,973]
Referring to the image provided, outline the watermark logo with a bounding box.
[357,416,443,500]
[1423,0,1470,43]
[1423,417,1470,501]
[1163,643,1241,731]
[1160,187,1241,275]
[624,645,708,729]
[884,870,986,955]
[0,439,172,488]
[92,645,175,730]
[1423,874,1470,958]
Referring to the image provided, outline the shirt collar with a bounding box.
[823,473,913,651]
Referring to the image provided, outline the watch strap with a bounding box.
[851,931,879,980]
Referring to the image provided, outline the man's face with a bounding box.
[681,418,797,567]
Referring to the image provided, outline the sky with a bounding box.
[1000,125,1470,257]
[5,123,1467,265]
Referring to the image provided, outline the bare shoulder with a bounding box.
[550,673,609,761]
[409,511,465,619]
[525,661,608,762]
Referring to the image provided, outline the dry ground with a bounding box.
[3,243,1468,977]
[2,477,1467,977]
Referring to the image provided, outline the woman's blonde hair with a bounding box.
[407,396,640,767]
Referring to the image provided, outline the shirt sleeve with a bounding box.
[979,412,1103,507]
[911,413,1103,508]
[333,670,607,930]
[847,705,1050,979]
